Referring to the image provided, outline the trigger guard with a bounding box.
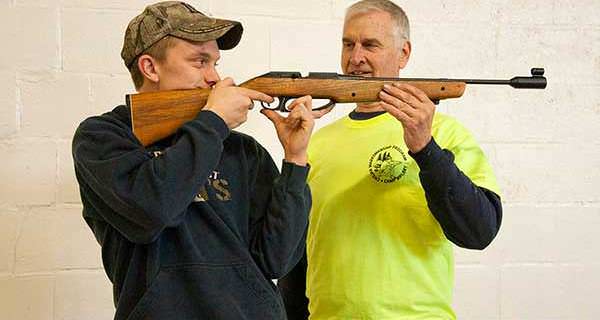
[313,100,336,111]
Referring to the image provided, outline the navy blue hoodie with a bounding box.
[72,105,310,320]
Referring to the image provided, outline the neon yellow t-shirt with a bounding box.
[306,112,499,319]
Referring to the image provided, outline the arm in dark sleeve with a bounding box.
[409,138,503,250]
[278,252,310,320]
[72,110,229,244]
[248,146,311,279]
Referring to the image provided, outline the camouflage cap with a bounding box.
[121,1,243,67]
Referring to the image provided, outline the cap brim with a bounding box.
[170,17,243,50]
[216,22,243,50]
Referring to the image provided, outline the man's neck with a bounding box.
[355,102,384,113]
[138,81,161,93]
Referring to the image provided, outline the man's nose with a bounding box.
[349,45,366,65]
[205,65,221,87]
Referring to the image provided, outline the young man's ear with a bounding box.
[138,54,160,83]
[399,40,411,69]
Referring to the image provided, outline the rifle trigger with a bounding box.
[278,97,291,112]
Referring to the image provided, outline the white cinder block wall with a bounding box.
[1,0,598,319]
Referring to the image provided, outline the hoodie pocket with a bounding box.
[127,262,282,320]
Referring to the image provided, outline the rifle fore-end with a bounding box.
[128,77,466,146]
[241,77,466,103]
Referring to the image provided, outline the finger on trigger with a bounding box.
[243,88,274,103]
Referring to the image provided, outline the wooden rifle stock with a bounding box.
[127,69,547,146]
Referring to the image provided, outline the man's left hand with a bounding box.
[378,83,435,153]
[261,95,315,166]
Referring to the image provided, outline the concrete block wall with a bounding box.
[0,0,598,319]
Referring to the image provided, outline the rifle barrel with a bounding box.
[463,76,547,89]
[463,79,511,85]
[463,67,547,89]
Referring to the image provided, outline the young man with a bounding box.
[72,1,314,319]
[279,1,503,319]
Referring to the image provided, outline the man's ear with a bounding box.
[137,54,160,84]
[398,40,411,69]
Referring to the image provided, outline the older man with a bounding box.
[279,1,502,319]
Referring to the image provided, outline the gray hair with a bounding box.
[345,0,410,44]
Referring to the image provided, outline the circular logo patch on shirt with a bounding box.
[368,145,408,183]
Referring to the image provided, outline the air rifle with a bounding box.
[127,68,547,146]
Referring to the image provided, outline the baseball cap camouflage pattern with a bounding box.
[121,1,243,67]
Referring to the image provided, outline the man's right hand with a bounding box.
[204,78,274,129]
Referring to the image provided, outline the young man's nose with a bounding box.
[204,66,221,87]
